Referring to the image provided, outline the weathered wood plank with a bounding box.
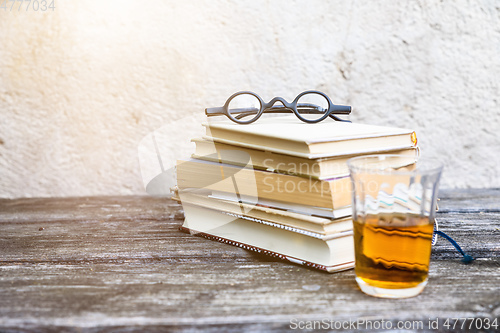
[0,191,499,332]
[437,188,500,213]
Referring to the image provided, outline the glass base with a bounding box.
[355,277,427,299]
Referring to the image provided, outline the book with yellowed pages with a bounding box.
[191,137,419,180]
[204,115,418,159]
[173,190,353,236]
[209,191,353,219]
[176,158,352,210]
[179,202,354,273]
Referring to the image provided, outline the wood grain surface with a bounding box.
[0,189,499,332]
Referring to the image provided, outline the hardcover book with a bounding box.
[176,158,352,210]
[192,137,419,180]
[173,191,353,235]
[204,115,417,159]
[180,203,354,273]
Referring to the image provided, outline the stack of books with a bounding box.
[173,116,418,272]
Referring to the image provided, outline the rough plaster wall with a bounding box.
[0,0,499,198]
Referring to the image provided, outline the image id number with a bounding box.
[443,317,498,330]
[0,0,56,12]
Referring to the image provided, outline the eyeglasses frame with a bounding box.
[205,90,351,124]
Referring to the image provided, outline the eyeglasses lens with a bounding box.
[228,94,262,123]
[296,92,329,121]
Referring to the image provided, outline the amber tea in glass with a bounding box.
[347,155,443,298]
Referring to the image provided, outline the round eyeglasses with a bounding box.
[205,91,352,124]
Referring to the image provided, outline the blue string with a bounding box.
[434,230,475,264]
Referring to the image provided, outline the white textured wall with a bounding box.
[0,0,499,198]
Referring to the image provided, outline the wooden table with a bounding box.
[0,189,499,332]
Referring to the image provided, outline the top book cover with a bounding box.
[204,116,417,159]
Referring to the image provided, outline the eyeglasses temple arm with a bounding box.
[329,113,351,122]
[329,105,352,122]
[331,104,351,115]
[205,107,225,116]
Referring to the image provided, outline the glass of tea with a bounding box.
[347,154,443,298]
